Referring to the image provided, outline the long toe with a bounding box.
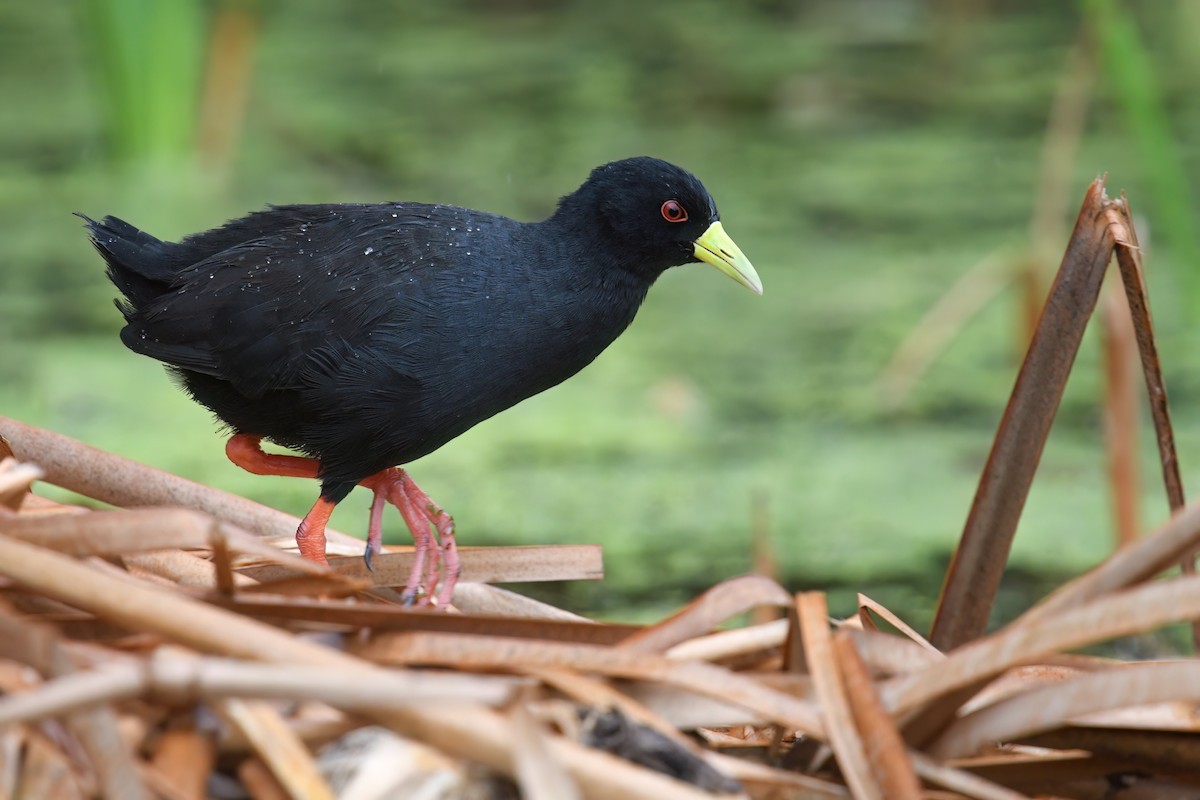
[363,491,387,574]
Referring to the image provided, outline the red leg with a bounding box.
[226,433,319,478]
[296,497,334,564]
[228,434,330,565]
[226,435,459,604]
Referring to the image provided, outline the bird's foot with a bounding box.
[366,469,437,605]
[360,468,458,607]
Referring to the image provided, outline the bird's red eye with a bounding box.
[661,200,688,223]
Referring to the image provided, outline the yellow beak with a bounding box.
[692,221,762,295]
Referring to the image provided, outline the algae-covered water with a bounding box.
[3,1,1199,626]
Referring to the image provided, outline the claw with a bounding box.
[358,467,458,607]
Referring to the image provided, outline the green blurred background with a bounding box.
[3,0,1199,626]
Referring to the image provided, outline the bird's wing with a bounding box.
[122,204,480,399]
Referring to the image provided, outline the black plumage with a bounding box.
[81,157,760,604]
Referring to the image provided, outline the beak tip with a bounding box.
[693,221,763,296]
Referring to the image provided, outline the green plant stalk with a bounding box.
[80,0,206,165]
[1083,0,1200,318]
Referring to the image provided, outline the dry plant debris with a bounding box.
[1,179,1198,799]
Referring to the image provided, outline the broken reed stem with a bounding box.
[1107,195,1194,646]
[931,180,1186,652]
[930,177,1116,651]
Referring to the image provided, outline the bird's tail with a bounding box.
[77,213,180,319]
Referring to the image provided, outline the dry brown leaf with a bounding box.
[931,661,1200,759]
[884,575,1200,720]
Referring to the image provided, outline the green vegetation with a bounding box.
[3,2,1199,625]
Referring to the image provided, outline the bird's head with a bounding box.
[551,157,762,294]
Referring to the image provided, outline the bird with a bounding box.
[80,157,761,606]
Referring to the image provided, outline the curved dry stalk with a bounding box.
[127,549,258,589]
[617,574,792,654]
[666,618,788,662]
[929,660,1200,760]
[451,582,593,621]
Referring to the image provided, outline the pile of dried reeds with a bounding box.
[1,179,1198,799]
